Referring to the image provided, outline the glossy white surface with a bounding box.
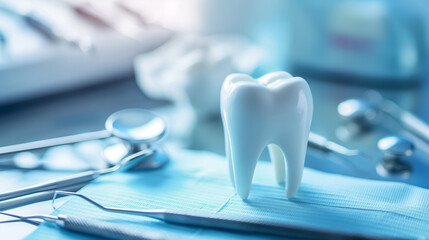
[221,72,313,199]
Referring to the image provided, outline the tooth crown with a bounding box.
[221,72,313,199]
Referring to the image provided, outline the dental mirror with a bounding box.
[336,99,378,139]
[0,108,168,170]
[105,109,166,146]
[337,99,378,126]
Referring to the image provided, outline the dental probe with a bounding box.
[0,211,43,226]
[308,132,369,159]
[308,133,372,174]
[46,191,395,240]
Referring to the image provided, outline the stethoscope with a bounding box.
[0,108,169,202]
[0,108,168,170]
[337,93,429,177]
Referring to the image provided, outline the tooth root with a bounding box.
[230,145,264,199]
[229,157,235,188]
[225,134,235,188]
[268,144,286,184]
[278,130,308,198]
[228,134,265,199]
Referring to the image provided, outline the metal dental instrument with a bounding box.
[308,132,369,161]
[0,149,153,202]
[338,93,429,143]
[0,109,166,156]
[307,132,372,174]
[376,136,414,178]
[0,109,168,202]
[0,183,87,211]
[371,93,429,143]
[0,211,168,240]
[0,211,43,226]
[337,99,377,129]
[45,191,390,240]
[0,3,93,53]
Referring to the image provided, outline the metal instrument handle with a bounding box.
[0,130,110,155]
[378,98,429,143]
[163,210,391,240]
[0,170,99,201]
[400,111,429,143]
[58,215,167,240]
[308,132,329,152]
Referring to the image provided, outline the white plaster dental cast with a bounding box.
[221,72,313,199]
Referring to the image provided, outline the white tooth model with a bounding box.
[221,72,313,199]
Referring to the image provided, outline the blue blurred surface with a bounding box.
[26,148,429,239]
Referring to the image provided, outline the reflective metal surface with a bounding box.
[376,136,415,178]
[105,108,166,145]
[377,136,415,158]
[337,99,377,124]
[376,158,412,178]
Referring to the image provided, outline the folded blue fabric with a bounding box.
[27,148,429,239]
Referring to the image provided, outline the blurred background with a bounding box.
[0,0,429,237]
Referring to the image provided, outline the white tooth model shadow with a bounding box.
[221,72,313,199]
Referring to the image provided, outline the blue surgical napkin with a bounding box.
[26,148,429,239]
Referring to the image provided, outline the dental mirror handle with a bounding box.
[0,170,100,202]
[372,95,429,143]
[308,132,359,155]
[308,132,330,152]
[396,110,429,143]
[0,130,110,156]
